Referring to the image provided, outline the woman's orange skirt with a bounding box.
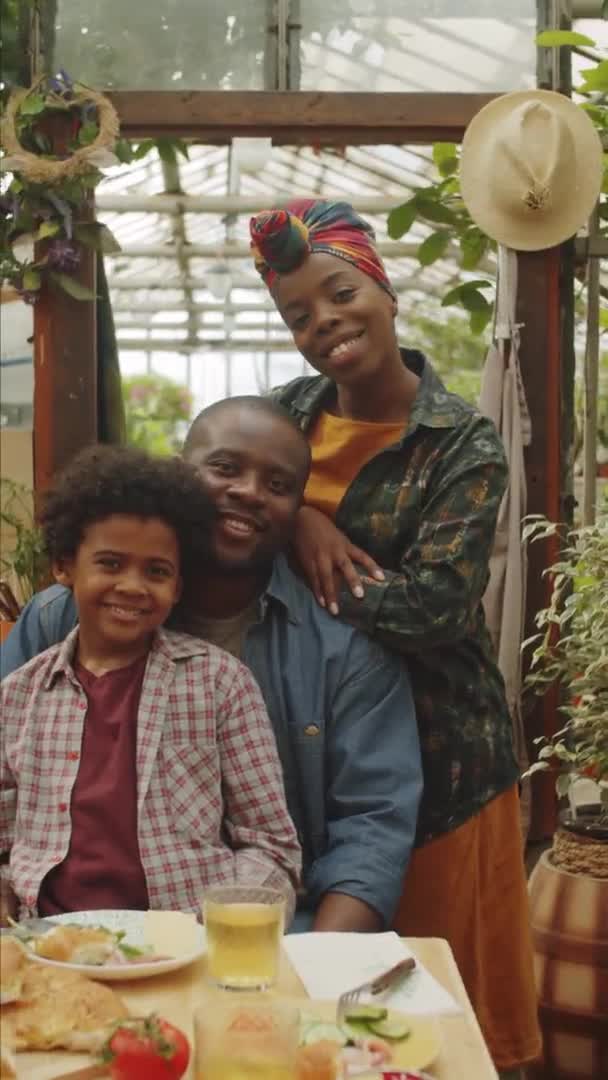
[393,784,541,1071]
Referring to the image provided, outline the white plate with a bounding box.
[29,909,206,981]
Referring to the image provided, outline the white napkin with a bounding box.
[283,932,461,1016]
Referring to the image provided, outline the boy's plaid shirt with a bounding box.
[1,628,301,918]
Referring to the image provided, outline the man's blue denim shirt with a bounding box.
[1,555,422,926]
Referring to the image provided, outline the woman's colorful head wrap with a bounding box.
[249,199,396,300]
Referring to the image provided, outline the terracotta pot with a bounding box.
[528,847,608,1079]
[0,620,15,643]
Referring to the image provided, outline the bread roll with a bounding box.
[0,938,29,1005]
[0,960,128,1052]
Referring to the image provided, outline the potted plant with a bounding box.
[523,511,608,831]
[523,509,607,1079]
[0,478,48,636]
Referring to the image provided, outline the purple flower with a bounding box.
[47,239,81,272]
[48,70,74,98]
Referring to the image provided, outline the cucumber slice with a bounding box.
[341,1018,373,1042]
[367,1013,412,1040]
[301,1022,349,1047]
[343,1004,388,1023]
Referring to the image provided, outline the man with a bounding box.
[1,396,421,932]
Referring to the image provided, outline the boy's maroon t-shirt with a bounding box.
[38,653,150,915]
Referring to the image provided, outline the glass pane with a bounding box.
[1,299,33,431]
[0,297,34,609]
[53,1,269,90]
[299,0,537,93]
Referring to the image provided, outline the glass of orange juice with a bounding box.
[194,991,299,1080]
[202,885,285,990]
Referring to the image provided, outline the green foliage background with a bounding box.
[405,309,488,404]
[122,373,193,456]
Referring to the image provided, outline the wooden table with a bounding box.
[20,937,497,1080]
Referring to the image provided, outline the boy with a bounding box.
[0,445,300,923]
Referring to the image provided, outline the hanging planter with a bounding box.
[0,71,122,303]
[1,75,119,181]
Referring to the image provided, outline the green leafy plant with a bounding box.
[112,137,191,169]
[0,53,194,303]
[388,142,495,335]
[403,308,489,403]
[0,71,121,303]
[522,512,608,818]
[123,373,193,457]
[0,478,48,615]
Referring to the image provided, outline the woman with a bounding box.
[249,200,541,1074]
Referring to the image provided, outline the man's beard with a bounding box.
[207,544,275,578]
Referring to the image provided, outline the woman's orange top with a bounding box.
[304,410,404,519]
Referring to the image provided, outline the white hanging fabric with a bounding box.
[479,246,531,773]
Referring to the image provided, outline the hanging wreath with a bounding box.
[1,77,119,181]
[0,71,122,303]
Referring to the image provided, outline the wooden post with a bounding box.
[33,240,97,493]
[582,208,601,525]
[517,247,566,841]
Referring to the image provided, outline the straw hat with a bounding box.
[460,89,603,251]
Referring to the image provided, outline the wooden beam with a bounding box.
[105,240,446,258]
[517,247,565,843]
[96,193,424,213]
[106,273,466,293]
[110,91,498,144]
[575,235,608,258]
[115,338,293,353]
[33,247,98,493]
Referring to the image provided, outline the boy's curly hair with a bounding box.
[39,444,213,577]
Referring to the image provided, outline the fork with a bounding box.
[2,916,59,940]
[337,956,416,1022]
